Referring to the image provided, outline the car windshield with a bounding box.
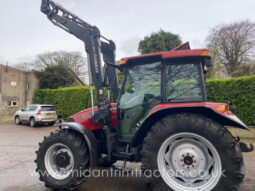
[41,106,56,111]
[165,62,203,102]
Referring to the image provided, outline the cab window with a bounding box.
[165,62,203,102]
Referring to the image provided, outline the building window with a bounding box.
[26,82,30,91]
[12,101,18,106]
[11,82,17,86]
[7,101,18,107]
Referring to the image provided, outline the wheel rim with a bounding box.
[30,119,35,126]
[45,143,74,180]
[16,117,19,124]
[157,132,222,191]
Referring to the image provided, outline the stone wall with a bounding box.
[0,65,38,118]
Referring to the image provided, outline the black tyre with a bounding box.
[48,121,55,126]
[141,113,244,191]
[15,116,21,125]
[29,117,36,127]
[35,129,90,191]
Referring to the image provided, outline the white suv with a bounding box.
[14,104,58,127]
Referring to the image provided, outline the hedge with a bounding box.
[33,87,97,119]
[206,75,255,125]
[33,75,255,125]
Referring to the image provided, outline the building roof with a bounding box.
[0,64,30,74]
[68,69,86,86]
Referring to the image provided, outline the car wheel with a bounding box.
[30,117,36,127]
[48,122,55,126]
[15,116,21,125]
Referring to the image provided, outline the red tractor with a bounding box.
[36,1,253,190]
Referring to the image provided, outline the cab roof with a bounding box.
[119,42,210,65]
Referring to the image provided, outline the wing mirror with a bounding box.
[205,58,212,67]
[229,106,237,113]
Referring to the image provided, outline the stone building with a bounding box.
[0,64,38,121]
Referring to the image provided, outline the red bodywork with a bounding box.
[68,102,233,131]
[68,103,118,131]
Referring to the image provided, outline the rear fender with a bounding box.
[131,106,249,147]
[57,122,98,167]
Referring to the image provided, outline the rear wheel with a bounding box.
[141,113,244,191]
[48,121,55,126]
[30,117,36,127]
[35,129,90,190]
[15,116,21,125]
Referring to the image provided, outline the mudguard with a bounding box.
[56,122,98,167]
[131,105,249,147]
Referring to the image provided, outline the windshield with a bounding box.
[165,62,203,102]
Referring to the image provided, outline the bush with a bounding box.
[33,75,255,125]
[35,64,79,89]
[206,75,255,125]
[33,86,97,119]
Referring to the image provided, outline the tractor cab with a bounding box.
[117,45,211,142]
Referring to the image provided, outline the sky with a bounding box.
[0,0,255,66]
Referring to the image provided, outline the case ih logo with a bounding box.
[110,107,117,111]
[92,46,99,73]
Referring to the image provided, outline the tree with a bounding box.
[231,62,255,77]
[12,62,33,72]
[35,64,78,89]
[138,29,182,54]
[207,20,255,76]
[205,49,222,79]
[33,51,85,76]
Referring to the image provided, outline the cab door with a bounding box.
[118,62,162,142]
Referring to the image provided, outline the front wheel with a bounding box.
[141,113,244,191]
[35,129,90,190]
[15,116,21,125]
[29,117,36,127]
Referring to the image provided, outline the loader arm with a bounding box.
[41,0,119,125]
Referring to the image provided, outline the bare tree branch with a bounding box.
[12,62,33,72]
[207,20,255,76]
[33,51,86,76]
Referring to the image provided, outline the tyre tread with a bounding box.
[141,113,244,191]
[35,129,89,191]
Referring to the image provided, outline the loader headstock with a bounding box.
[40,0,52,15]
